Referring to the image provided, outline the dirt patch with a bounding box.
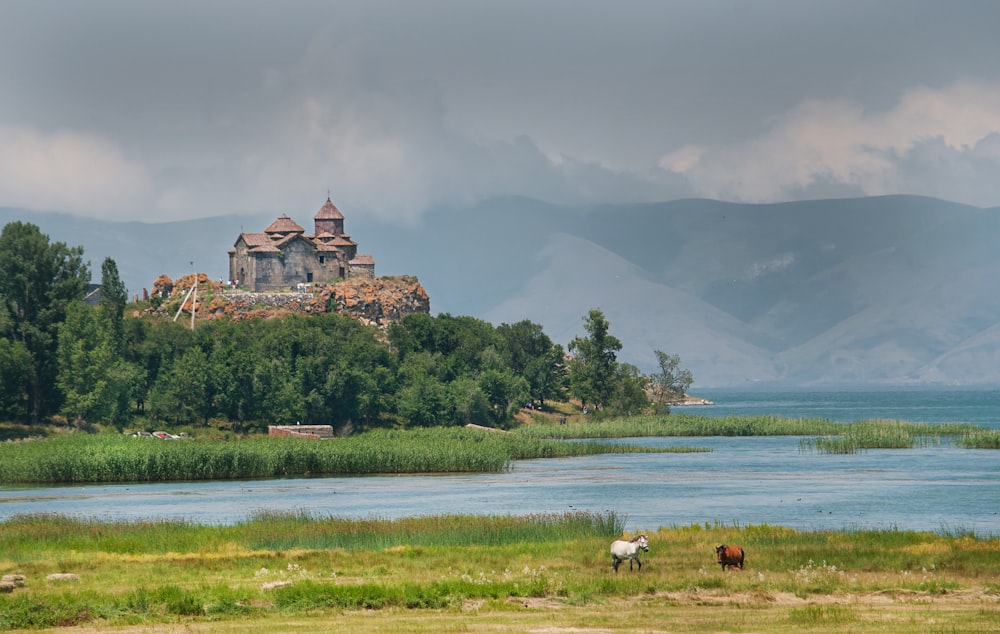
[505,596,570,610]
[652,586,996,608]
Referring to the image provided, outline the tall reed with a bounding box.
[521,414,852,438]
[0,428,678,484]
[799,420,958,454]
[0,511,626,556]
[956,428,1000,449]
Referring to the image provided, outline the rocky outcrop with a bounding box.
[147,274,430,328]
[321,276,431,327]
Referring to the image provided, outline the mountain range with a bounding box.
[4,194,999,388]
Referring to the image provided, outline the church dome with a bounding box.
[315,197,344,220]
[264,214,305,234]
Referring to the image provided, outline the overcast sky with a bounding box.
[2,0,1000,223]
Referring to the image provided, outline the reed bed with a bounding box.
[798,420,972,454]
[518,415,991,456]
[0,511,626,556]
[956,428,1000,449]
[0,427,676,484]
[517,413,979,440]
[517,413,850,438]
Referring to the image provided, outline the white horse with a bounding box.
[610,534,649,572]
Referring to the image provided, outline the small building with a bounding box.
[229,197,376,291]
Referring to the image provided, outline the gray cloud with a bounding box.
[2,0,1000,222]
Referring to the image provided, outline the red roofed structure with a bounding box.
[228,197,376,290]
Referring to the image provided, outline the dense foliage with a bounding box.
[0,222,89,424]
[0,224,698,431]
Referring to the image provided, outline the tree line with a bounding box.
[0,222,692,431]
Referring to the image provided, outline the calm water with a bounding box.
[2,389,999,535]
[691,387,1000,428]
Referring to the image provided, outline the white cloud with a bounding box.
[661,81,1000,207]
[0,126,150,219]
[659,145,703,174]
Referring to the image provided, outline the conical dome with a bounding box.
[264,214,305,235]
[315,197,344,220]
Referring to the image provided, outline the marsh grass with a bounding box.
[515,413,848,438]
[2,514,998,632]
[2,415,990,484]
[518,414,988,454]
[957,428,1000,448]
[0,427,683,484]
[798,420,974,453]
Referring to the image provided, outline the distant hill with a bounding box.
[4,194,1000,387]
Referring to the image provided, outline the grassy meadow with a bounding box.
[1,512,998,633]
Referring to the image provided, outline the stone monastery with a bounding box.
[228,197,375,291]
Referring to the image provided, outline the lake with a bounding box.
[2,389,999,535]
[691,387,1000,428]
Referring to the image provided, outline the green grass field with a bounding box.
[2,513,998,633]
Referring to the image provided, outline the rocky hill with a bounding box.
[144,274,430,328]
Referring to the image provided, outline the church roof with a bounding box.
[264,214,305,234]
[315,197,344,220]
[249,242,280,253]
[350,254,375,265]
[327,235,357,247]
[237,232,272,248]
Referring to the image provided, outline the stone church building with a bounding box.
[228,197,375,291]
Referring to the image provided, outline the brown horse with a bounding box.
[715,544,744,570]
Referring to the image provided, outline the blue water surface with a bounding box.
[689,387,1000,428]
[2,390,998,535]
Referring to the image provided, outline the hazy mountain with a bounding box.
[4,194,999,387]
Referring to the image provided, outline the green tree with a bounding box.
[497,320,567,407]
[0,337,32,421]
[0,222,90,423]
[56,301,144,430]
[393,351,448,426]
[57,302,115,428]
[477,369,529,425]
[567,309,622,410]
[127,318,195,416]
[608,362,650,415]
[649,350,694,413]
[447,376,492,425]
[148,346,212,425]
[99,257,129,354]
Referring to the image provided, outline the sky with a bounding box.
[2,0,1000,224]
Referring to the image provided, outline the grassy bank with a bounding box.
[0,427,701,484]
[515,413,848,438]
[2,414,996,484]
[1,513,998,632]
[521,415,994,454]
